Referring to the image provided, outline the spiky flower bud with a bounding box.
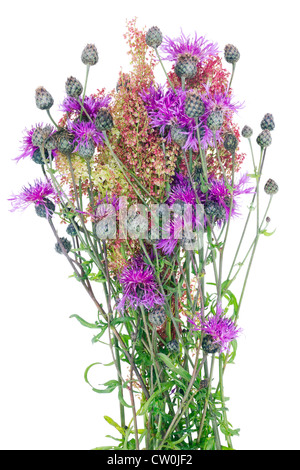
[266,216,271,223]
[224,44,240,64]
[204,200,226,222]
[44,134,58,151]
[32,147,51,165]
[264,178,279,195]
[241,125,253,138]
[56,130,75,154]
[223,133,238,153]
[175,54,198,79]
[206,110,224,131]
[35,86,54,110]
[35,198,55,218]
[202,335,220,354]
[31,125,52,147]
[77,137,95,159]
[170,126,188,147]
[148,306,166,327]
[145,26,163,48]
[256,129,272,148]
[261,113,275,131]
[66,222,78,237]
[95,108,114,131]
[199,379,209,390]
[65,76,83,98]
[166,339,179,353]
[81,44,98,66]
[185,90,205,118]
[55,237,72,254]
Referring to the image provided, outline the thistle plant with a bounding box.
[9,18,278,451]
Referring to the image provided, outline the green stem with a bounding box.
[155,47,176,94]
[46,109,59,129]
[219,355,232,448]
[197,354,216,444]
[80,64,90,121]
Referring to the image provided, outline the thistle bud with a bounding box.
[148,306,166,327]
[55,237,72,254]
[166,339,179,353]
[241,125,253,138]
[95,108,114,131]
[207,110,224,131]
[224,44,240,64]
[261,113,275,131]
[145,26,163,48]
[223,132,238,153]
[256,129,272,148]
[81,44,98,66]
[264,178,279,195]
[65,76,83,98]
[35,86,54,110]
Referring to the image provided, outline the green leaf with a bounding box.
[158,353,192,382]
[118,389,132,409]
[104,416,126,437]
[110,316,135,326]
[259,228,276,237]
[70,314,101,329]
[91,327,108,343]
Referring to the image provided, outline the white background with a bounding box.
[1,0,299,450]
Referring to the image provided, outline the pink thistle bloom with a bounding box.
[200,86,244,149]
[117,257,164,311]
[189,304,242,352]
[208,173,254,219]
[160,31,219,64]
[60,94,111,120]
[141,86,201,150]
[68,120,104,149]
[9,179,57,217]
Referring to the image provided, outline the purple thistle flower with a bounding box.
[117,257,164,311]
[189,304,242,352]
[141,87,200,151]
[160,31,219,64]
[60,94,111,120]
[202,85,243,120]
[68,120,104,150]
[199,86,244,149]
[208,174,254,219]
[9,179,57,217]
[15,124,56,162]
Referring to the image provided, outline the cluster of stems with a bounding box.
[36,55,273,451]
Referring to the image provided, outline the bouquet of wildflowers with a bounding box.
[10,19,278,451]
